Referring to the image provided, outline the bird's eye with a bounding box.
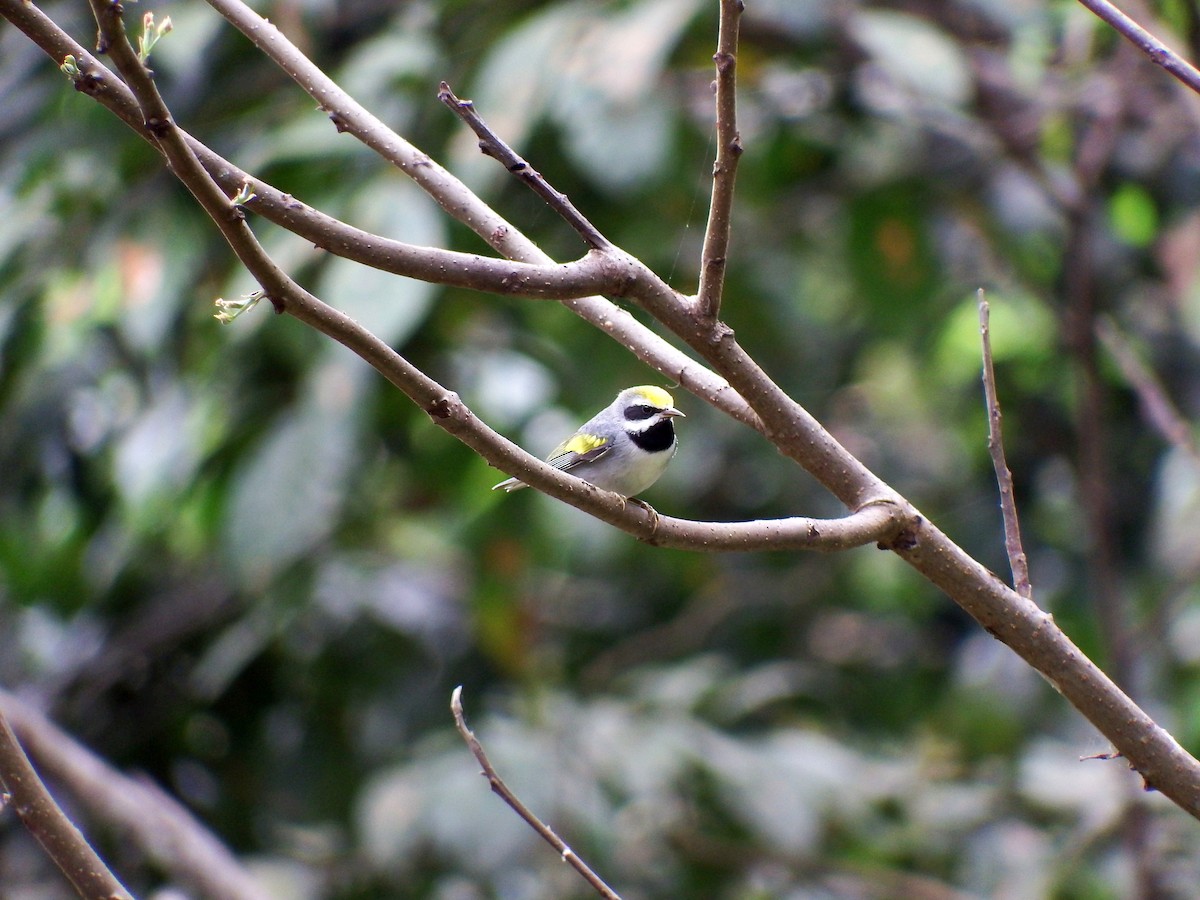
[624,404,658,421]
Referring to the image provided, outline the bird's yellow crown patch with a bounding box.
[628,385,674,408]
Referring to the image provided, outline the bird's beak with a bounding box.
[662,407,685,418]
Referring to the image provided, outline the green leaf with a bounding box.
[1109,182,1158,247]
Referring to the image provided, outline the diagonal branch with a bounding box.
[432,78,1200,817]
[47,0,901,558]
[1,690,269,900]
[1076,0,1200,95]
[451,688,621,900]
[0,708,133,900]
[438,83,611,251]
[695,0,744,321]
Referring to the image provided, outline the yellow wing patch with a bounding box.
[558,433,609,456]
[628,385,674,409]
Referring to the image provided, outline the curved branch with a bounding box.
[268,297,905,553]
[0,708,132,900]
[644,501,906,551]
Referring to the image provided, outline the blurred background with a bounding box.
[4,0,1200,895]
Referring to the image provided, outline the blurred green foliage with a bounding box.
[4,0,1200,896]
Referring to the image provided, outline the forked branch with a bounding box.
[51,0,903,556]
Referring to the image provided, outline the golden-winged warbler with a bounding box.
[493,386,684,496]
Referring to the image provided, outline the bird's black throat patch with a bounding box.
[629,419,676,453]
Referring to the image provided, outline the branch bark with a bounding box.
[437,83,612,251]
[1076,0,1200,95]
[0,708,132,900]
[978,291,1033,600]
[695,0,744,321]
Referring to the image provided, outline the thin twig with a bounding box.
[695,0,744,320]
[450,688,621,900]
[0,708,133,900]
[978,290,1033,600]
[1076,0,1200,95]
[1,690,269,900]
[1097,317,1200,467]
[437,83,611,251]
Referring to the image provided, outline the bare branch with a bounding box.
[194,0,766,427]
[55,0,903,556]
[8,0,1200,822]
[1,691,269,900]
[978,290,1033,600]
[1076,0,1200,95]
[1,0,763,433]
[424,77,893,511]
[202,0,529,259]
[696,0,745,321]
[1097,317,1200,467]
[451,688,621,900]
[438,83,612,251]
[0,708,133,900]
[644,500,905,551]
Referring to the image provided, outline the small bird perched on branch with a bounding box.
[493,386,685,497]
